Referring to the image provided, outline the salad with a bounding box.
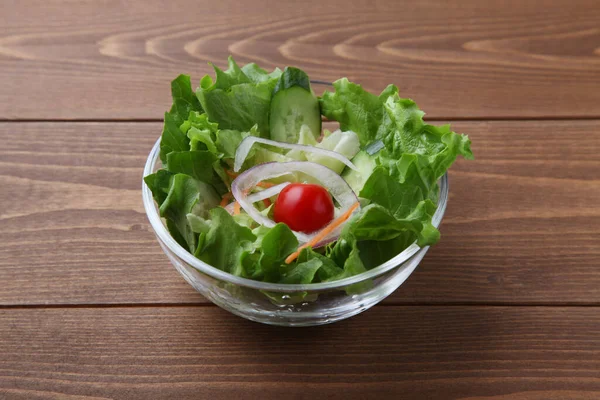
[145,57,473,288]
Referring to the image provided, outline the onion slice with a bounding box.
[246,182,290,203]
[234,136,358,173]
[224,182,291,215]
[231,161,360,246]
[224,202,236,214]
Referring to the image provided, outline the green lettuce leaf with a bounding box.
[293,248,343,282]
[197,57,281,137]
[179,111,219,153]
[255,223,299,282]
[144,169,173,206]
[206,57,250,90]
[328,199,438,282]
[179,111,218,135]
[279,258,323,284]
[347,203,439,247]
[320,77,472,201]
[165,151,219,184]
[241,62,282,83]
[169,74,203,122]
[197,82,276,137]
[160,112,190,164]
[319,78,398,147]
[377,97,473,191]
[187,213,212,234]
[159,75,203,162]
[359,165,425,219]
[357,235,415,269]
[187,127,218,153]
[159,174,202,252]
[215,125,259,160]
[195,207,257,277]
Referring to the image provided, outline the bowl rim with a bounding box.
[143,137,448,293]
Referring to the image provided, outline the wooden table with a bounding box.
[1,1,599,399]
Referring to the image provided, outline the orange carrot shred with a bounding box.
[225,169,237,177]
[285,202,360,264]
[257,181,275,188]
[220,192,233,207]
[263,198,272,208]
[233,201,241,215]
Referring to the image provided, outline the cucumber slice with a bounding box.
[269,67,321,143]
[342,150,377,194]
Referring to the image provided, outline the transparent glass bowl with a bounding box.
[143,138,448,326]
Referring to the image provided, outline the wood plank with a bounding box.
[0,306,599,399]
[1,0,600,119]
[0,121,599,305]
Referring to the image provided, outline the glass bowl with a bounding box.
[142,140,448,327]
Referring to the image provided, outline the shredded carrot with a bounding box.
[225,169,274,188]
[285,202,360,264]
[257,181,275,188]
[220,192,233,207]
[263,198,272,208]
[225,169,238,179]
[233,201,241,215]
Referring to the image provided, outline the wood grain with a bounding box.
[1,120,598,306]
[1,0,600,119]
[0,306,599,399]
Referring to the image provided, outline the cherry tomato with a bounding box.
[274,183,334,233]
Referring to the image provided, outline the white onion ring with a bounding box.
[224,202,236,214]
[246,182,291,203]
[234,136,358,173]
[231,161,360,246]
[224,183,290,215]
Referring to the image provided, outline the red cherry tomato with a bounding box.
[274,183,334,233]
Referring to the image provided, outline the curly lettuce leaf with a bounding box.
[207,56,251,89]
[197,57,281,137]
[321,78,472,200]
[178,111,219,153]
[187,127,218,153]
[377,98,472,190]
[159,75,203,162]
[180,111,218,135]
[327,199,438,286]
[345,203,438,246]
[159,174,202,252]
[241,62,282,83]
[320,78,398,147]
[195,207,257,277]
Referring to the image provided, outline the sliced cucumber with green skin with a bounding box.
[270,67,321,144]
[342,150,377,194]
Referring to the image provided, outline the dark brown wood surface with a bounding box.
[1,0,599,398]
[1,307,599,400]
[1,0,600,120]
